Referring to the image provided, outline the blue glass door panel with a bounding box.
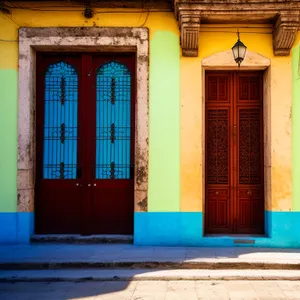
[95,61,131,179]
[43,62,78,179]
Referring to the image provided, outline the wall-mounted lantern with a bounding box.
[232,32,247,67]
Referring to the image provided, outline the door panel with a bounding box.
[205,71,264,234]
[35,53,135,235]
[36,55,83,234]
[206,108,232,233]
[88,54,135,234]
[236,74,264,234]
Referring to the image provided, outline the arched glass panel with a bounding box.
[43,62,78,179]
[96,61,131,179]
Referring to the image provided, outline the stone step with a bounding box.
[1,269,300,282]
[30,235,133,244]
[1,260,300,271]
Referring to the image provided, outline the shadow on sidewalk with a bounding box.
[0,244,300,299]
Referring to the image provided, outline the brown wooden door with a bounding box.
[35,53,135,235]
[205,71,264,234]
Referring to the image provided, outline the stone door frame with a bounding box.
[17,27,149,221]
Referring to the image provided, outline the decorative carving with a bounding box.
[207,110,229,184]
[179,13,201,57]
[174,0,300,57]
[239,109,261,185]
[273,12,300,56]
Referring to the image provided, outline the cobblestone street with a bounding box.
[1,280,300,300]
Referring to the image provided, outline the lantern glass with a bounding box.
[232,38,247,66]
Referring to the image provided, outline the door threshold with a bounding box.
[205,234,266,238]
[204,234,267,245]
[31,234,133,244]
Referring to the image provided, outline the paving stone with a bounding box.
[1,280,300,299]
[225,281,258,300]
[250,281,288,300]
[277,281,300,300]
[197,281,231,300]
[131,281,167,300]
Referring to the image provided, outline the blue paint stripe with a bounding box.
[0,212,34,244]
[1,211,300,247]
[134,211,300,248]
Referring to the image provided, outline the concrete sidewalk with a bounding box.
[2,280,300,300]
[1,244,300,269]
[2,268,300,282]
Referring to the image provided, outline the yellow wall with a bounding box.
[0,4,294,212]
[181,25,294,212]
[0,7,178,70]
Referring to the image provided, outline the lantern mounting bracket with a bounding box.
[174,0,300,57]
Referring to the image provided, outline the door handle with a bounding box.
[86,183,96,187]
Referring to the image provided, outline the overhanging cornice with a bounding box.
[174,0,300,56]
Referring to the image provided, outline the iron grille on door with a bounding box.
[43,62,78,179]
[96,61,132,179]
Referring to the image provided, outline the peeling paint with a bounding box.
[136,166,147,186]
[17,27,149,214]
[137,197,148,212]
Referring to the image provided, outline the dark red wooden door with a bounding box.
[35,53,135,235]
[205,71,264,234]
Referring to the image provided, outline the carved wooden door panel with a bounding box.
[205,71,264,234]
[235,73,264,234]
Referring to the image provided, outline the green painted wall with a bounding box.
[292,45,300,211]
[148,31,180,212]
[0,69,18,212]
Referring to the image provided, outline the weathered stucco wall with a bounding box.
[0,8,181,244]
[292,36,300,212]
[0,14,18,212]
[0,4,299,246]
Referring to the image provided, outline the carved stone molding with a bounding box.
[180,14,201,57]
[174,0,300,57]
[273,12,300,56]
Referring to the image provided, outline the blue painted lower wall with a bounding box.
[134,211,300,248]
[0,212,34,244]
[1,211,300,247]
